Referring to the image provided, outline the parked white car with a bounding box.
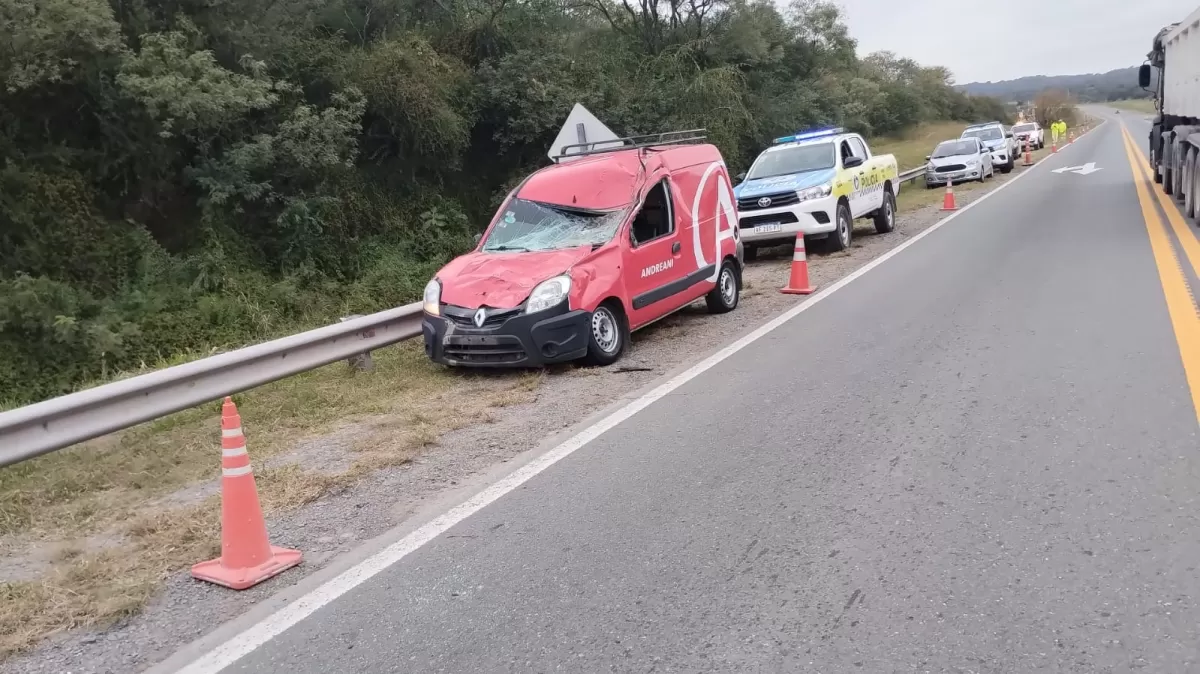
[1011,122,1044,150]
[961,122,1016,174]
[924,138,994,187]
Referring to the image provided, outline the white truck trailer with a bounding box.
[1142,5,1200,221]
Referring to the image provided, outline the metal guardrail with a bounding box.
[0,303,424,467]
[899,166,924,184]
[0,164,930,468]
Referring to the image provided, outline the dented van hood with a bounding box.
[437,247,593,309]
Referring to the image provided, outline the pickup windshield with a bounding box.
[933,140,978,158]
[963,127,1003,142]
[481,198,626,252]
[746,143,836,180]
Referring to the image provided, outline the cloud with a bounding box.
[833,0,1198,82]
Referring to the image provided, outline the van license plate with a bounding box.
[754,223,782,234]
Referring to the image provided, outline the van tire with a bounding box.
[705,259,740,314]
[582,301,628,366]
[827,200,852,252]
[873,189,895,234]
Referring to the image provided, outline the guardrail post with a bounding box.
[339,315,375,372]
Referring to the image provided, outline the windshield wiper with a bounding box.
[486,245,531,252]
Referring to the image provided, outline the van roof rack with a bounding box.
[551,129,707,162]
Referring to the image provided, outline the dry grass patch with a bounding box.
[0,342,544,658]
[872,121,971,170]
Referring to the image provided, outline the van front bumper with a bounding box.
[423,302,590,367]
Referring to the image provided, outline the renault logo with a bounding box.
[757,197,772,208]
[473,308,487,327]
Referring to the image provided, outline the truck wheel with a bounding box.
[705,260,740,314]
[873,189,896,234]
[827,201,852,252]
[1152,144,1164,183]
[1185,149,1198,220]
[1164,141,1175,195]
[1173,142,1186,201]
[582,301,627,366]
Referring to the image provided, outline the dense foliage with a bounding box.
[0,0,1007,404]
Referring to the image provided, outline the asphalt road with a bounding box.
[197,112,1200,673]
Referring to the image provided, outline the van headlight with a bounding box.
[423,279,441,316]
[796,183,832,202]
[525,275,571,314]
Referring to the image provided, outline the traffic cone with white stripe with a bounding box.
[780,233,815,295]
[941,179,957,211]
[1023,138,1033,166]
[191,397,301,590]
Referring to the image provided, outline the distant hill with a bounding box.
[961,67,1150,103]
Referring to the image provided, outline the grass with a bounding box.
[1109,98,1155,114]
[0,343,544,658]
[872,121,972,170]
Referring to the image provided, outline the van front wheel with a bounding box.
[582,302,628,366]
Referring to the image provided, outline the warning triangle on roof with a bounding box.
[547,104,622,162]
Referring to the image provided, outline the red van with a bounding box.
[421,131,744,367]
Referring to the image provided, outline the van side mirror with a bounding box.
[924,155,931,161]
[1005,132,1013,138]
[843,156,864,168]
[736,171,747,182]
[473,232,482,245]
[1138,64,1152,88]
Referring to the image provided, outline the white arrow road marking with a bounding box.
[1052,162,1102,175]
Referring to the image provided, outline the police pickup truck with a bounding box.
[732,128,900,256]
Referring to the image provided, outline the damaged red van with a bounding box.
[421,130,744,367]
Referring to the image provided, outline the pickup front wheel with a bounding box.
[827,201,852,252]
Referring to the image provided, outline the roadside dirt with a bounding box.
[0,150,1063,674]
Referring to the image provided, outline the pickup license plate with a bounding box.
[753,223,783,234]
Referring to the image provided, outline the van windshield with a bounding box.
[746,143,836,180]
[482,198,627,252]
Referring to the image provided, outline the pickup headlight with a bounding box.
[423,279,441,316]
[796,183,833,202]
[525,275,571,314]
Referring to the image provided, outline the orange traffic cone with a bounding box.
[1023,138,1033,166]
[1051,140,1057,154]
[192,397,302,590]
[1068,131,1075,144]
[780,233,815,295]
[941,179,957,211]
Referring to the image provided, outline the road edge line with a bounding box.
[165,124,1074,674]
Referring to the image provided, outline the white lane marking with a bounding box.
[172,142,1067,674]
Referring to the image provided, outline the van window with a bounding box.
[631,180,674,246]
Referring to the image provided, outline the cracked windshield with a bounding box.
[482,198,627,252]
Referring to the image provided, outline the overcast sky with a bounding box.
[834,0,1199,83]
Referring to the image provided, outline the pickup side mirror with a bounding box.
[1005,132,1014,138]
[925,155,931,161]
[1139,64,1152,88]
[843,156,864,168]
[736,171,747,182]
